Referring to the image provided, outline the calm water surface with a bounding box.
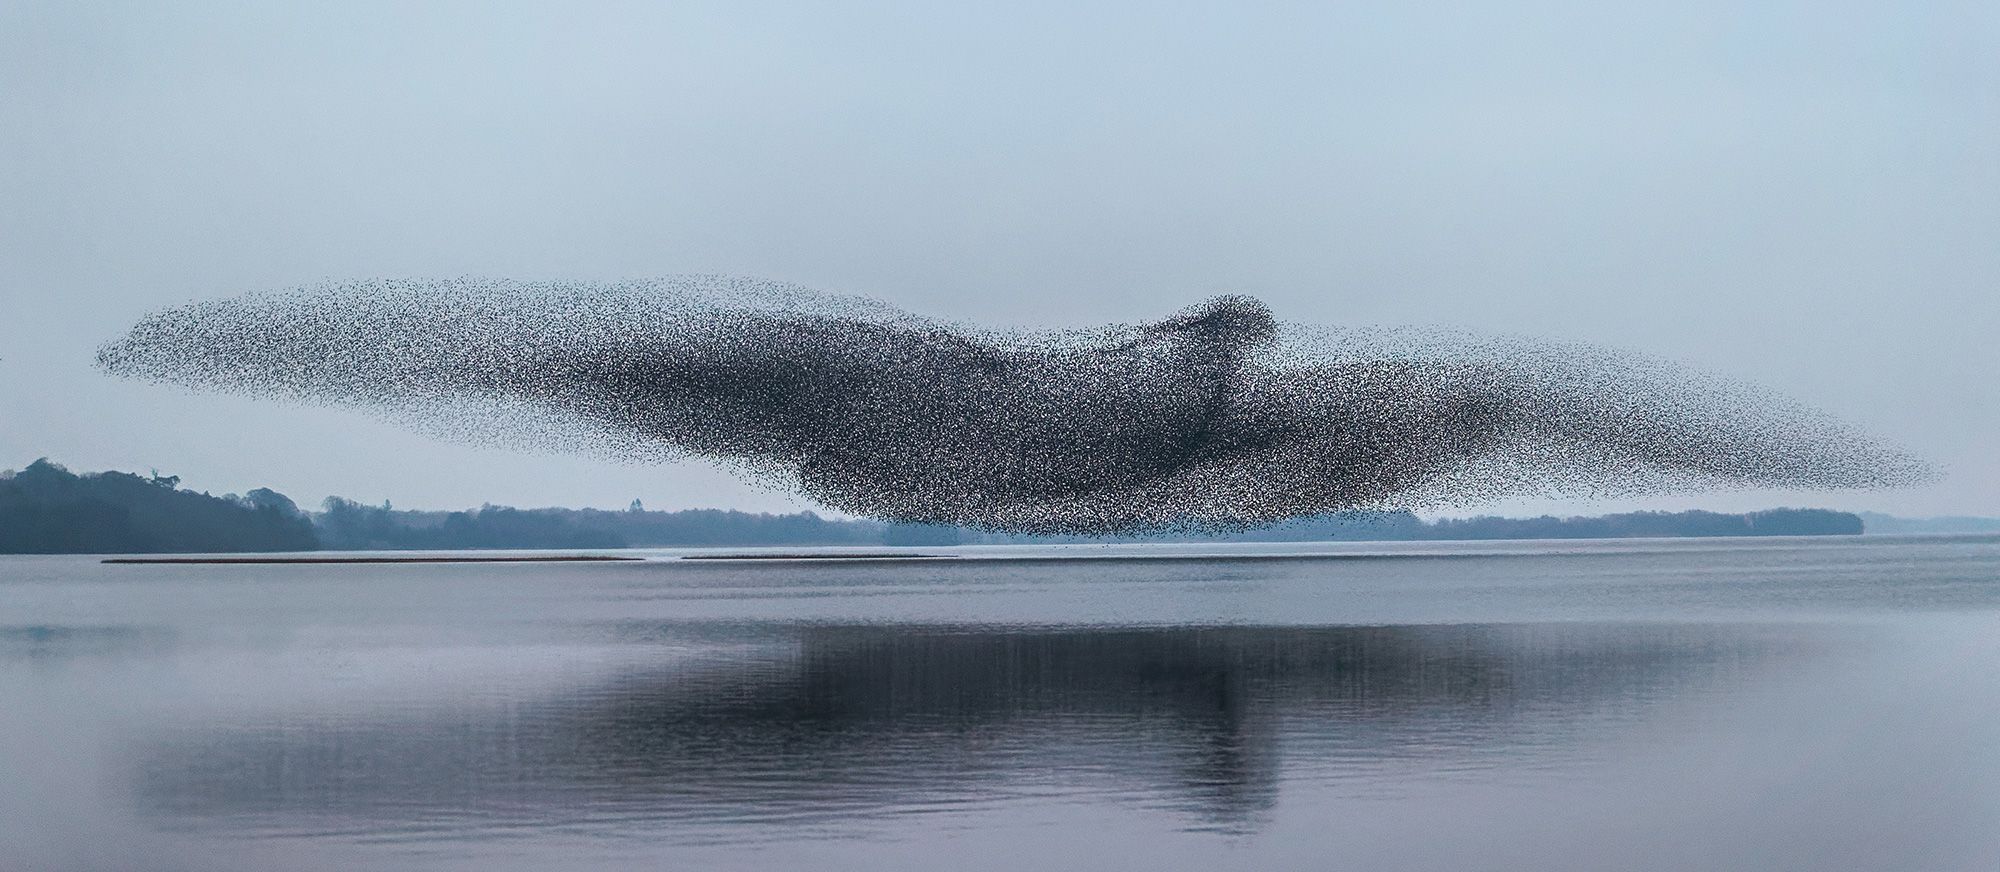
[3,535,1998,871]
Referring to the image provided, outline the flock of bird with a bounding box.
[97,277,1929,534]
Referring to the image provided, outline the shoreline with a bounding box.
[102,555,641,565]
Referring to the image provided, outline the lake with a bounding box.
[3,535,1998,871]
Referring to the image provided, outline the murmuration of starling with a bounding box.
[97,277,1932,535]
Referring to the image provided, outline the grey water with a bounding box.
[3,536,1999,871]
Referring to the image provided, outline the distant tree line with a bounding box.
[975,507,1864,544]
[0,459,1871,554]
[0,459,316,553]
[315,498,882,550]
[1855,512,2000,535]
[1423,508,1863,538]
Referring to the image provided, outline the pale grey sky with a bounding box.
[3,0,1994,517]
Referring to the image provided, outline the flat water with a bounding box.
[3,535,1997,871]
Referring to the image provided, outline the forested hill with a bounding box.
[0,460,317,553]
[2,460,1872,554]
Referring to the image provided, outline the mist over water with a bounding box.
[3,536,1999,871]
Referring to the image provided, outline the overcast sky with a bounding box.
[3,0,1994,517]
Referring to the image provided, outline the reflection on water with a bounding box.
[0,624,177,659]
[6,539,2000,871]
[136,622,1804,841]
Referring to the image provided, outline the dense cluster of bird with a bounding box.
[97,277,1930,534]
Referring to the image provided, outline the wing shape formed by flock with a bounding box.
[97,277,1930,534]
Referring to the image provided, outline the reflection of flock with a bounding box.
[98,277,1928,535]
[136,622,1799,837]
[0,624,176,660]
